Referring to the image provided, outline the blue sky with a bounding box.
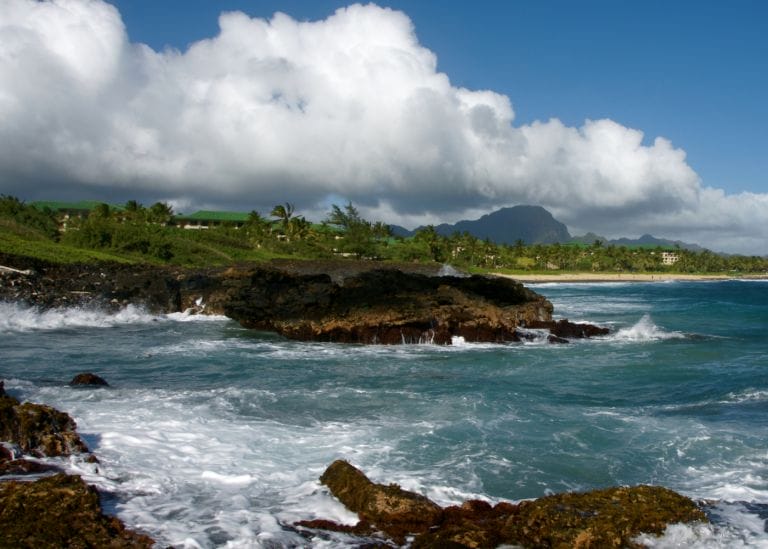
[2,0,768,252]
[110,0,767,196]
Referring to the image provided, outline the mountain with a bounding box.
[394,205,572,245]
[571,232,706,252]
[392,206,709,251]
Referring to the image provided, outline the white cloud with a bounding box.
[0,0,766,253]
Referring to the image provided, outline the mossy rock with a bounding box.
[0,395,88,457]
[320,460,444,542]
[501,485,708,548]
[0,473,154,548]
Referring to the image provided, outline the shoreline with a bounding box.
[492,272,768,283]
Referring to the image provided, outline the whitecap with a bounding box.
[0,302,158,333]
[610,314,685,342]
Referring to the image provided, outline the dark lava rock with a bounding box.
[0,253,608,345]
[224,268,555,344]
[0,473,154,548]
[315,460,444,542]
[0,392,89,457]
[69,373,110,387]
[527,318,610,339]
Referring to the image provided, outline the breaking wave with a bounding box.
[610,314,685,342]
[0,302,226,333]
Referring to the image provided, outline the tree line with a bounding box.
[1,194,767,273]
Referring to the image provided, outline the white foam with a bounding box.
[0,302,231,334]
[610,314,685,342]
[0,302,158,332]
[438,264,468,277]
[722,390,768,404]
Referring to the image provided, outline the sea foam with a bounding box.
[0,302,228,333]
[610,314,685,342]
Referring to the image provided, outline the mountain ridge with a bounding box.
[391,206,706,251]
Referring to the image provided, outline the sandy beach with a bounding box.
[492,272,768,283]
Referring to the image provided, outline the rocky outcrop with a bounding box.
[0,253,608,344]
[0,473,154,548]
[0,383,155,546]
[224,268,554,344]
[301,461,708,548]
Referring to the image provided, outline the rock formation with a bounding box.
[224,267,554,344]
[300,460,708,548]
[0,473,154,548]
[0,380,155,546]
[0,253,609,344]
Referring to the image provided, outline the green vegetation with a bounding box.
[1,195,767,274]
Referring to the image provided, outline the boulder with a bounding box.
[0,473,154,548]
[0,393,89,457]
[317,460,444,542]
[69,373,110,387]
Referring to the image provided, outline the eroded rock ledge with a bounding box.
[299,460,708,548]
[0,254,610,344]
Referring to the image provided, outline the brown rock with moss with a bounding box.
[317,460,444,542]
[0,392,88,457]
[502,485,707,548]
[308,461,708,548]
[0,473,154,548]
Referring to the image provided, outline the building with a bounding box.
[174,210,250,229]
[661,252,679,265]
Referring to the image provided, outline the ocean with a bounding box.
[2,279,768,547]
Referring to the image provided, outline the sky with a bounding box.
[1,0,767,253]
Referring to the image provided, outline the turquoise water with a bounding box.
[2,280,768,547]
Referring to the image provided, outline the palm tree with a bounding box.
[148,202,173,225]
[270,202,295,231]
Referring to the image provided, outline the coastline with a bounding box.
[492,272,768,283]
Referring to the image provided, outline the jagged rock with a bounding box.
[307,462,708,548]
[317,460,444,542]
[0,253,608,344]
[527,318,610,339]
[0,393,89,457]
[225,268,554,344]
[69,373,110,387]
[0,473,154,548]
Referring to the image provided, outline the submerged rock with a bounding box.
[69,373,110,387]
[0,473,154,548]
[306,461,708,548]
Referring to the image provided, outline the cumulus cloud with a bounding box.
[0,0,766,253]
